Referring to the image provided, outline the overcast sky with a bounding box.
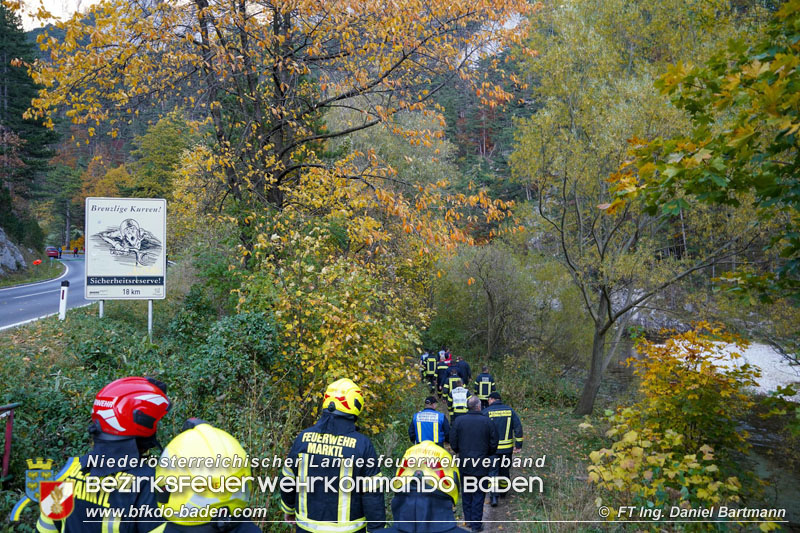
[20,0,98,30]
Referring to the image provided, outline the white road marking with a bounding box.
[12,290,57,299]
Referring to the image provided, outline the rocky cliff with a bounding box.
[0,227,27,272]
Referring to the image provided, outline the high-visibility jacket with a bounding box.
[423,355,438,377]
[446,387,471,416]
[473,373,497,401]
[483,401,523,453]
[281,412,386,533]
[35,454,165,533]
[408,408,450,445]
[436,363,450,389]
[441,375,462,399]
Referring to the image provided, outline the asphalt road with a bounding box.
[0,257,93,331]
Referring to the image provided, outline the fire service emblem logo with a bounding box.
[39,481,74,520]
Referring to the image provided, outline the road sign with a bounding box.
[85,198,166,300]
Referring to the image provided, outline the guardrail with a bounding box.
[0,402,20,486]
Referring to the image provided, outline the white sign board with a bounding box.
[85,197,166,300]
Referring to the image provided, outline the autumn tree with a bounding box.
[610,1,800,303]
[24,0,528,250]
[82,164,133,198]
[20,0,533,426]
[125,113,198,199]
[511,0,765,414]
[326,110,459,190]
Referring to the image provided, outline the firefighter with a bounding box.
[435,356,450,394]
[444,350,452,366]
[441,368,461,401]
[445,379,471,424]
[155,419,260,532]
[483,392,523,507]
[473,367,497,410]
[422,352,438,393]
[408,396,449,446]
[36,377,171,533]
[450,397,498,533]
[418,351,429,379]
[454,357,471,386]
[280,378,386,532]
[379,441,468,533]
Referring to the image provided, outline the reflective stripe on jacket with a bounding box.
[409,408,449,445]
[483,402,523,452]
[473,373,496,400]
[280,412,386,532]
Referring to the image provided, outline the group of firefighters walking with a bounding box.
[20,349,523,533]
[412,349,524,531]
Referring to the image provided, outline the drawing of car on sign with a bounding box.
[92,218,162,267]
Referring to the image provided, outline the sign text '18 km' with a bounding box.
[85,198,167,300]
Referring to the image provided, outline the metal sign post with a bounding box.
[99,300,104,318]
[148,300,153,342]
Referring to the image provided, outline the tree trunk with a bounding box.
[574,325,607,415]
[486,290,495,359]
[64,200,71,248]
[679,209,688,259]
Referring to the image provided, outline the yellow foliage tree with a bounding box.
[627,323,759,456]
[228,174,433,429]
[584,324,771,528]
[18,0,532,433]
[23,0,528,250]
[80,164,133,199]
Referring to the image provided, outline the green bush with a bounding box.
[492,353,580,408]
[585,325,764,527]
[202,312,279,374]
[166,284,216,346]
[0,298,286,527]
[76,319,141,371]
[192,236,241,314]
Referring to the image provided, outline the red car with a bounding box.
[45,246,60,258]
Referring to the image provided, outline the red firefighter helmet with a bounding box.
[91,377,171,437]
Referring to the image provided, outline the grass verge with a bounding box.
[502,407,606,533]
[0,259,65,288]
